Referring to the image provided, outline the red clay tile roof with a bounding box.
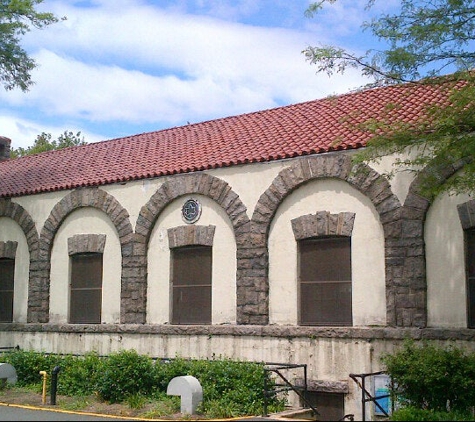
[0,81,456,198]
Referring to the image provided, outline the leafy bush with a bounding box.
[0,348,286,417]
[153,356,285,417]
[95,349,157,403]
[55,352,103,396]
[382,340,475,415]
[390,406,474,421]
[1,349,57,387]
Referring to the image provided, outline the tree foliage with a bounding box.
[0,0,63,91]
[11,130,87,158]
[303,0,475,199]
[382,340,475,416]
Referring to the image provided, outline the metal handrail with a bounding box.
[349,371,392,422]
[263,362,319,420]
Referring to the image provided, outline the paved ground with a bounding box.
[0,403,295,421]
[0,403,142,421]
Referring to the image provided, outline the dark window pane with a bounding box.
[70,253,103,324]
[300,237,351,281]
[468,280,475,328]
[467,230,475,276]
[0,259,14,322]
[466,230,475,328]
[300,282,352,325]
[299,237,352,326]
[172,246,212,286]
[0,258,14,290]
[172,286,212,324]
[171,246,212,324]
[71,254,103,288]
[70,289,102,324]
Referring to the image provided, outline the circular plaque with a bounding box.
[182,198,201,224]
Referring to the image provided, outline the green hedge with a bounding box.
[0,349,286,418]
[382,340,475,420]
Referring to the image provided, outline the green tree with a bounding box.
[11,130,87,158]
[0,0,63,91]
[303,0,475,199]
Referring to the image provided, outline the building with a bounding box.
[0,80,474,420]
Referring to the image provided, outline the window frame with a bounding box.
[465,229,475,328]
[0,258,15,323]
[69,252,103,324]
[298,236,352,326]
[170,244,212,325]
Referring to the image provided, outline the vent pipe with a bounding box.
[0,136,11,161]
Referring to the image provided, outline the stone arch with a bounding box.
[136,173,250,323]
[30,187,135,323]
[0,199,40,322]
[251,153,404,326]
[400,158,468,328]
[0,199,39,258]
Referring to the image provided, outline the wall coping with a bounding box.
[1,324,474,341]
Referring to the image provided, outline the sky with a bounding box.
[0,0,396,150]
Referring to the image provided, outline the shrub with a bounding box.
[390,406,474,421]
[95,349,157,403]
[0,349,57,387]
[0,348,286,417]
[55,352,103,396]
[382,340,475,415]
[153,356,285,417]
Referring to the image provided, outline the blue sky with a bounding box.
[0,0,396,149]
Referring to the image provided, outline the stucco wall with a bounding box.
[1,150,475,420]
[147,194,237,324]
[268,178,386,325]
[1,149,471,329]
[49,208,122,324]
[425,192,472,327]
[0,218,29,323]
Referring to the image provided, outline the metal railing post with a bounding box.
[50,366,61,405]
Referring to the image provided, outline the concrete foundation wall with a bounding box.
[1,325,475,420]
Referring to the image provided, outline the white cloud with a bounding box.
[0,0,375,148]
[0,114,104,150]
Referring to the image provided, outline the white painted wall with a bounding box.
[425,192,471,327]
[147,194,237,324]
[0,217,29,323]
[268,179,386,326]
[49,208,122,324]
[4,153,473,329]
[14,191,66,234]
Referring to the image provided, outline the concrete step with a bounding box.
[265,407,318,421]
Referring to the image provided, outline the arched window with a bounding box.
[292,211,355,326]
[168,225,215,325]
[0,241,17,323]
[0,258,14,323]
[298,236,352,326]
[68,234,106,324]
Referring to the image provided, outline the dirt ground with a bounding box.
[0,386,204,420]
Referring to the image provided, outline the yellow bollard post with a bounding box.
[39,371,47,405]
